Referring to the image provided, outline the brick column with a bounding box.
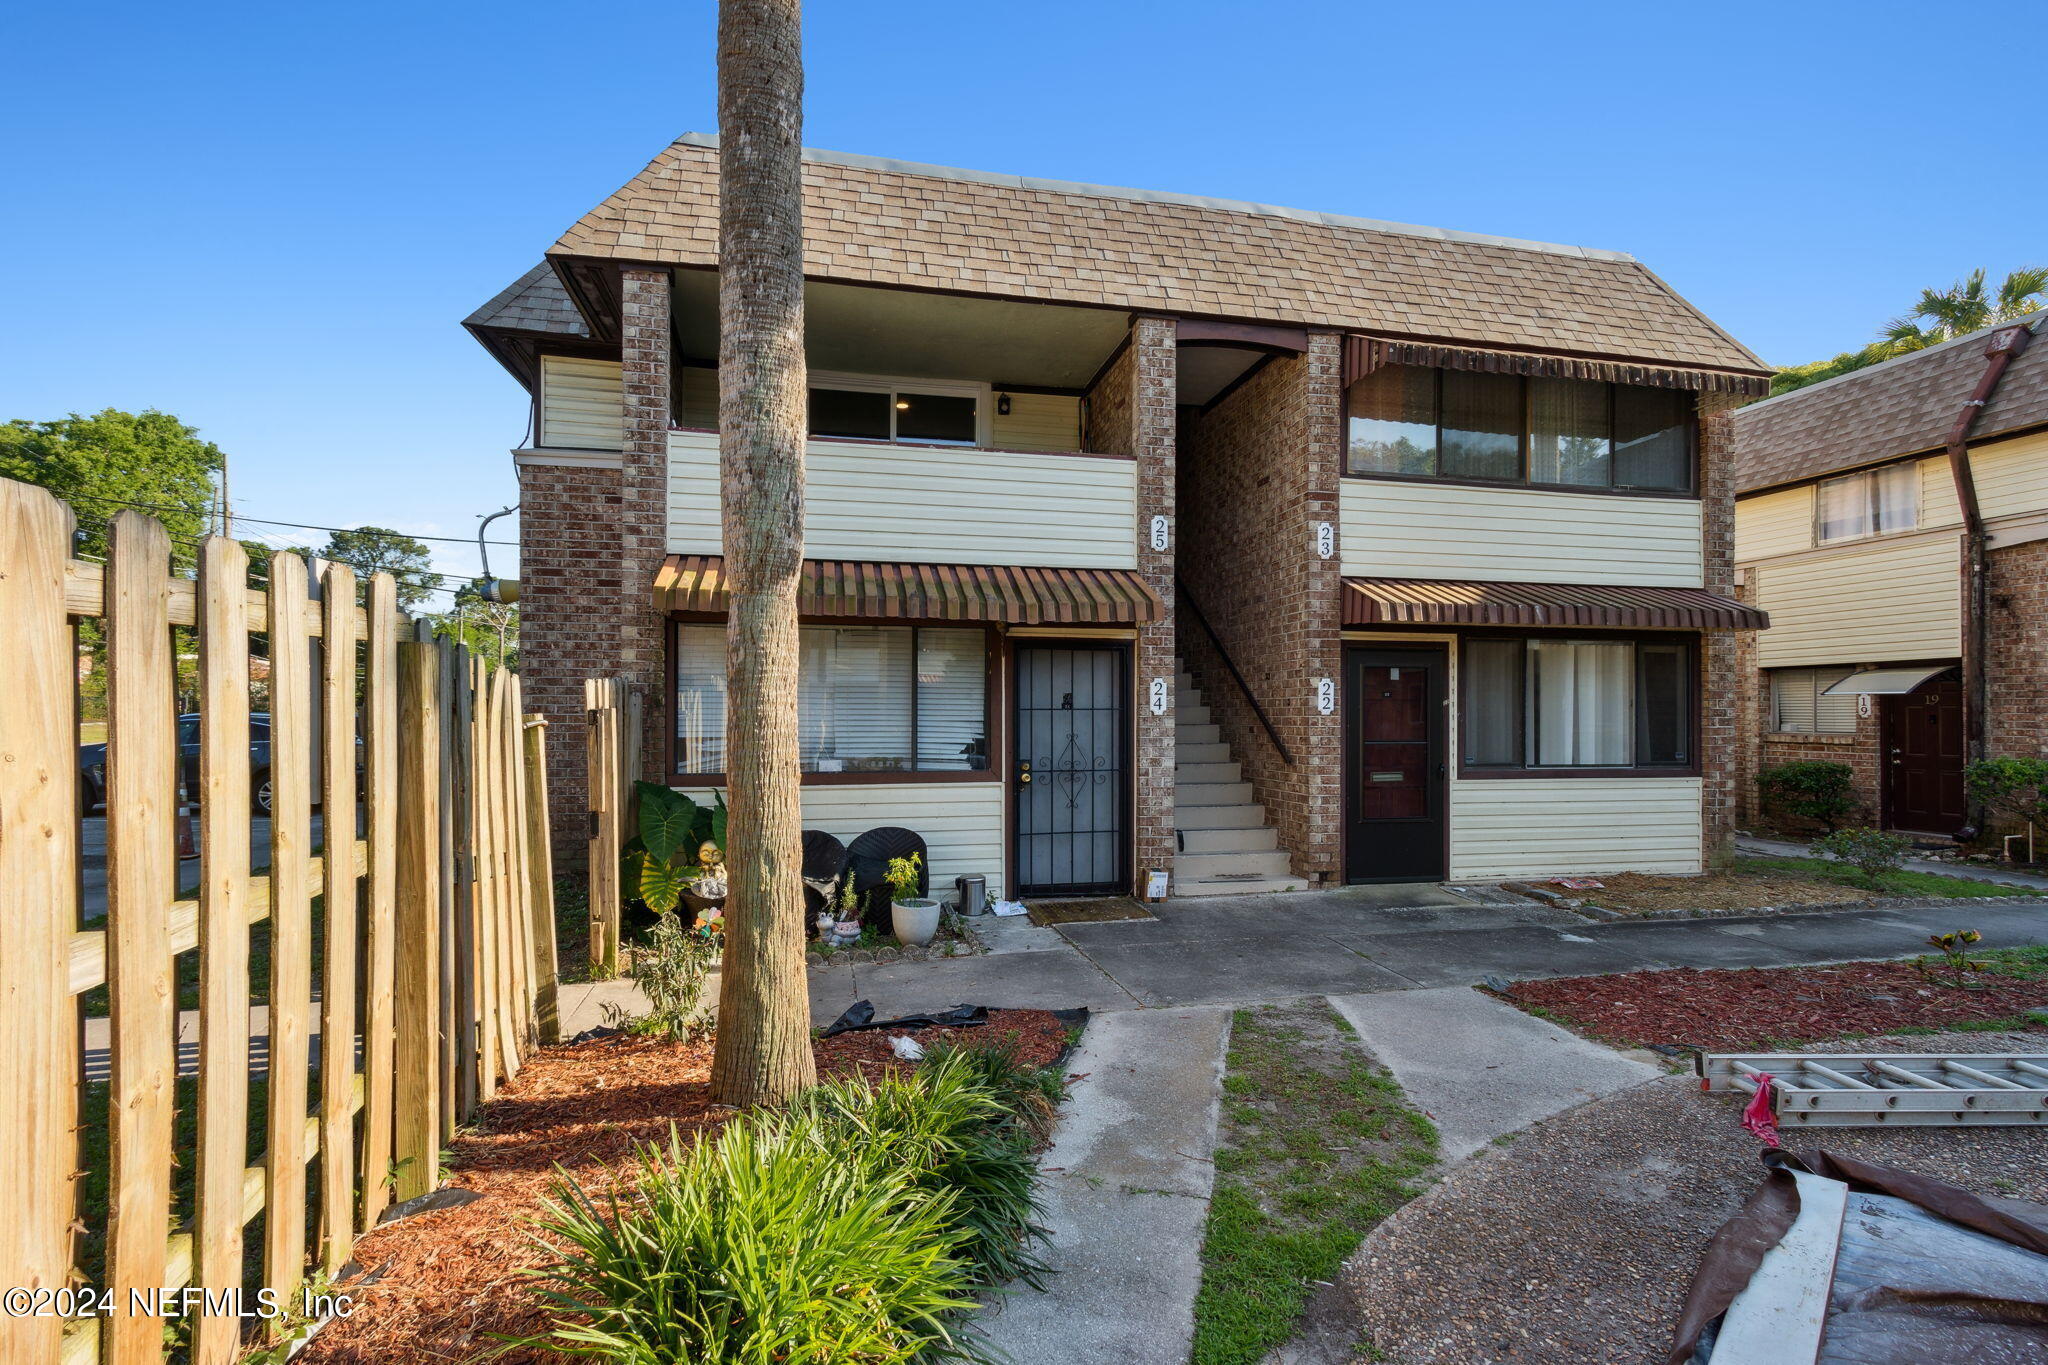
[519,266,671,867]
[1699,390,1742,868]
[1085,317,1178,895]
[1297,332,1347,880]
[618,268,673,782]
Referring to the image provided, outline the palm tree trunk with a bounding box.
[709,0,816,1108]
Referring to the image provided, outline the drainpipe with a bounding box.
[1945,322,2034,778]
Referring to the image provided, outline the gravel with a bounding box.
[1322,1028,2048,1365]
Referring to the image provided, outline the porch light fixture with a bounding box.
[997,392,1012,416]
[895,399,911,410]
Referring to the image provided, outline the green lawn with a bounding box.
[1739,854,2046,899]
[1191,1001,1438,1365]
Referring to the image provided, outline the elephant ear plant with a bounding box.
[627,781,729,913]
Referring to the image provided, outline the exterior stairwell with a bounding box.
[1172,666,1307,897]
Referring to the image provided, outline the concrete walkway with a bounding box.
[1736,833,2048,890]
[1326,987,1660,1162]
[975,1007,1231,1365]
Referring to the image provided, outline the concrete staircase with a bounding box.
[1172,666,1307,897]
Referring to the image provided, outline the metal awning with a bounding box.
[1341,577,1769,630]
[1820,665,1954,696]
[654,554,1164,625]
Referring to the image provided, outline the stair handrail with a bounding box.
[1175,576,1294,766]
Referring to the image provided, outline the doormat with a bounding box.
[1025,896,1155,926]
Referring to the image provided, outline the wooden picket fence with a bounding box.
[582,677,643,980]
[0,477,560,1365]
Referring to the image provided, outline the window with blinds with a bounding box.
[673,623,989,777]
[1769,667,1858,733]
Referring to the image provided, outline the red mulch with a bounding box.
[1508,961,2048,1051]
[298,1010,1072,1364]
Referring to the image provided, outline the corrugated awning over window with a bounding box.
[1820,666,1955,696]
[1341,577,1769,630]
[1342,334,1773,396]
[655,554,1165,625]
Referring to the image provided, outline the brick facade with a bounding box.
[519,266,670,861]
[1986,538,2048,760]
[1177,335,1345,883]
[1084,318,1178,894]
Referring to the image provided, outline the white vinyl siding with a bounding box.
[1447,777,1704,878]
[1769,666,1858,733]
[1734,486,1815,562]
[1972,430,2048,522]
[676,781,1007,900]
[668,428,1136,569]
[989,393,1082,452]
[538,355,623,450]
[1918,455,1964,528]
[1752,533,1962,667]
[1340,479,1704,586]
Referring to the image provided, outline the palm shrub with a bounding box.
[521,1121,989,1364]
[1758,760,1857,833]
[794,1052,1052,1288]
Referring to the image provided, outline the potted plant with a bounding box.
[886,852,939,947]
[831,876,863,947]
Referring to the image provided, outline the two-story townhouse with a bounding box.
[1732,316,2047,837]
[464,134,1770,901]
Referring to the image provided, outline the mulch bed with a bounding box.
[1506,962,2048,1051]
[1025,895,1155,926]
[1562,870,1866,915]
[298,1009,1072,1364]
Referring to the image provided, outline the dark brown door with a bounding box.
[1345,646,1447,883]
[1884,677,1966,834]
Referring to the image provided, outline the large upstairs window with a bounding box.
[1347,365,1694,494]
[1816,464,1917,543]
[807,373,986,446]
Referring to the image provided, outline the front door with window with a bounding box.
[1884,677,1966,834]
[1345,647,1447,882]
[1014,645,1129,896]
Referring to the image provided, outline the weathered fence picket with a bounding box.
[0,477,557,1364]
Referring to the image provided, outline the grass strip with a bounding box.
[1191,1000,1437,1365]
[1738,854,2046,899]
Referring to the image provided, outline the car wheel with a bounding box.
[252,771,273,815]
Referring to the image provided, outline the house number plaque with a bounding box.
[1316,677,1335,715]
[1148,677,1170,716]
[1149,515,1171,552]
[1858,694,1873,719]
[1314,521,1334,559]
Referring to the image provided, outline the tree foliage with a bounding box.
[316,525,437,608]
[434,581,519,669]
[0,408,223,564]
[1772,267,2048,396]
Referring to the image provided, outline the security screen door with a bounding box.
[1014,645,1128,896]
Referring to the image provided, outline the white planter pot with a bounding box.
[891,898,942,947]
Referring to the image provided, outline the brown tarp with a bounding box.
[654,554,1164,625]
[1668,1148,2048,1365]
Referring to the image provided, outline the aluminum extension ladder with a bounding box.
[1699,1052,2048,1128]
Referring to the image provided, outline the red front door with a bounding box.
[1884,678,1966,835]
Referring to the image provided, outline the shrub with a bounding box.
[523,1122,988,1364]
[627,783,728,914]
[793,1051,1052,1288]
[1963,756,2048,832]
[1758,760,1858,833]
[622,912,715,1041]
[1813,826,1911,890]
[919,1035,1068,1146]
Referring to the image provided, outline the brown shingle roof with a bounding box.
[464,263,587,337]
[550,136,1765,376]
[1734,315,2048,493]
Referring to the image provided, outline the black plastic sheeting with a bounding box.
[821,1000,988,1037]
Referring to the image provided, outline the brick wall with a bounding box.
[1987,537,2048,761]
[1084,318,1178,894]
[1698,391,1743,866]
[1177,335,1344,883]
[519,266,671,865]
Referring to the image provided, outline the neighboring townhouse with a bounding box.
[1732,316,2047,837]
[464,134,1770,901]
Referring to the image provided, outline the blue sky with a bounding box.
[3,0,2041,596]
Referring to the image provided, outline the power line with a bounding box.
[59,491,519,546]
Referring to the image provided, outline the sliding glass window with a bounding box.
[1346,365,1694,493]
[1461,636,1695,773]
